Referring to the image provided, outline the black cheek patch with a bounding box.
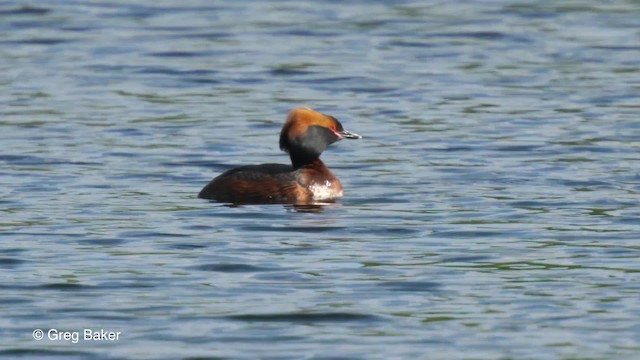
[286,125,341,168]
[299,126,340,155]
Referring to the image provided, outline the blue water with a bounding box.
[1,1,639,359]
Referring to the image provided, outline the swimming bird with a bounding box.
[198,107,361,204]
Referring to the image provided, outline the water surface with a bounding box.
[1,1,639,359]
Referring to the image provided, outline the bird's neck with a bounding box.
[290,152,322,170]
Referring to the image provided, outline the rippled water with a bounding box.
[1,1,639,359]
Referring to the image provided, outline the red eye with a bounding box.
[328,125,343,138]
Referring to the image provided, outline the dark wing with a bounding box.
[198,164,308,204]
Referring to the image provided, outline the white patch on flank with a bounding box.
[310,180,343,201]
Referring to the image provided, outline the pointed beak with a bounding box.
[338,129,362,139]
